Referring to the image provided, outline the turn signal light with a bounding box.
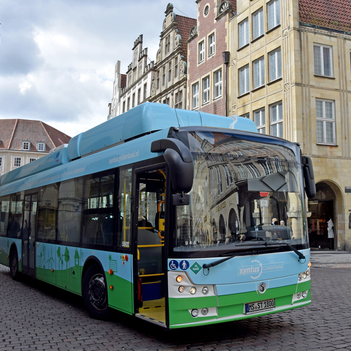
[109,269,114,275]
[109,285,114,290]
[51,269,54,272]
[176,275,183,283]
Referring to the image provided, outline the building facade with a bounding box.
[108,35,154,119]
[0,119,71,176]
[227,0,351,250]
[187,0,236,115]
[149,4,196,109]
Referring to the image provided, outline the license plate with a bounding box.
[245,298,275,314]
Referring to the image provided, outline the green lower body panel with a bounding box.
[169,280,311,329]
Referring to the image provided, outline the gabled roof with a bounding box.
[175,14,197,60]
[0,119,71,151]
[299,0,351,33]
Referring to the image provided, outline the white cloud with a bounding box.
[0,0,198,138]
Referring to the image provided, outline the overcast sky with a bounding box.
[0,0,197,138]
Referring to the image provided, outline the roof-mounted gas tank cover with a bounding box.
[151,138,194,197]
[302,155,316,199]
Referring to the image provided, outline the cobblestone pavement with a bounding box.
[1,257,351,351]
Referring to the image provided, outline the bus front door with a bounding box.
[22,194,37,276]
[134,168,166,327]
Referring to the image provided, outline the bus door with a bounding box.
[134,168,167,327]
[22,194,37,275]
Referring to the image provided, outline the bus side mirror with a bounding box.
[151,138,193,195]
[302,156,316,198]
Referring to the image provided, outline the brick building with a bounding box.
[149,4,196,109]
[187,0,236,115]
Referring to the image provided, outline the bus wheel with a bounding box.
[10,249,20,280]
[82,264,110,319]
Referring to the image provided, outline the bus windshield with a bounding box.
[173,130,308,254]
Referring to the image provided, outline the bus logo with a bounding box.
[238,260,284,280]
[169,260,178,270]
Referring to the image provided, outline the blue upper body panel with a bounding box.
[0,102,257,193]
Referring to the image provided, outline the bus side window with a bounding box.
[82,173,115,247]
[38,185,59,242]
[58,178,83,243]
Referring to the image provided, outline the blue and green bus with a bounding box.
[0,102,315,329]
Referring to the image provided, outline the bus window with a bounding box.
[82,172,115,247]
[8,194,23,238]
[58,178,83,243]
[117,168,132,249]
[38,185,59,242]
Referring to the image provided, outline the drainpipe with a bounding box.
[222,51,230,116]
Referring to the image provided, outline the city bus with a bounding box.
[0,102,315,329]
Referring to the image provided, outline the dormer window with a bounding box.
[22,141,30,150]
[37,142,45,152]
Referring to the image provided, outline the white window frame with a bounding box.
[314,44,333,77]
[239,18,249,49]
[37,142,45,152]
[214,69,222,99]
[192,82,199,109]
[252,8,264,40]
[202,76,210,104]
[199,41,205,63]
[270,101,283,137]
[22,141,30,150]
[268,47,281,82]
[13,157,22,168]
[267,0,280,31]
[208,33,215,57]
[239,64,250,96]
[254,108,265,134]
[175,91,182,109]
[253,56,265,89]
[316,99,336,144]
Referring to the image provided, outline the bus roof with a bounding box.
[0,102,257,188]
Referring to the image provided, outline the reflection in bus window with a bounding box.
[118,168,132,249]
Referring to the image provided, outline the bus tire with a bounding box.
[82,264,111,319]
[10,249,20,281]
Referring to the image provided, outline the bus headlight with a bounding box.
[191,309,199,317]
[176,275,183,283]
[201,308,209,315]
[178,286,185,293]
[202,286,209,295]
[190,287,197,295]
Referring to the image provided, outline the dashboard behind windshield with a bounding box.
[172,130,308,254]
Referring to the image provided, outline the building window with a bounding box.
[268,47,281,82]
[241,113,250,119]
[267,0,280,31]
[253,56,265,89]
[0,156,2,168]
[270,102,283,137]
[253,8,263,40]
[122,101,126,113]
[316,99,335,144]
[13,157,22,167]
[208,33,215,57]
[175,91,182,109]
[192,82,199,109]
[174,57,178,78]
[214,69,222,99]
[168,62,172,82]
[132,93,135,108]
[143,83,147,100]
[203,76,210,104]
[127,97,130,111]
[239,64,249,95]
[37,143,45,152]
[254,108,265,133]
[165,35,170,55]
[239,18,249,49]
[199,41,205,63]
[156,71,160,89]
[314,44,333,77]
[29,158,37,163]
[22,141,30,150]
[162,67,166,86]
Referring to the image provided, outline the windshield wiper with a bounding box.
[202,242,305,270]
